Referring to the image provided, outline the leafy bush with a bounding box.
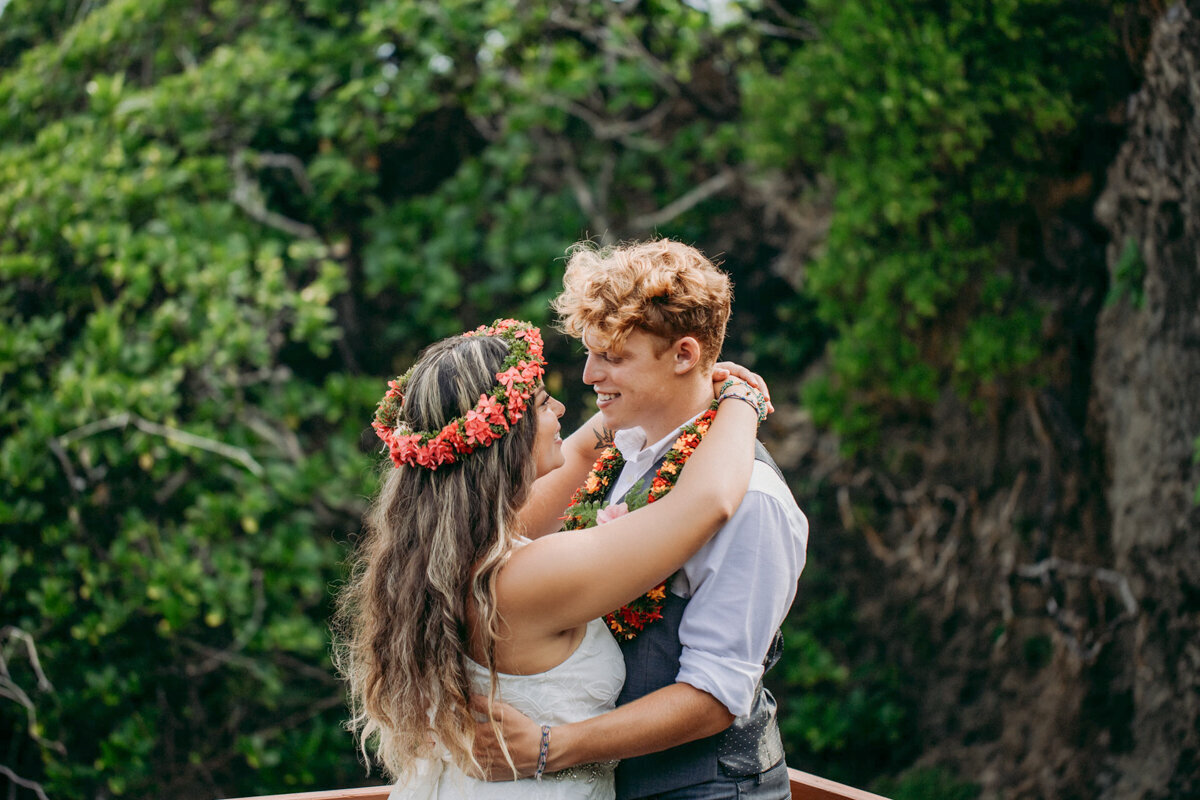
[739,0,1124,444]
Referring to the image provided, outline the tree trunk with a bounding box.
[1093,3,1200,797]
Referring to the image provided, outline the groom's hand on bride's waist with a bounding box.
[469,694,541,780]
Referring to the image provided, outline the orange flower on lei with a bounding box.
[561,404,719,641]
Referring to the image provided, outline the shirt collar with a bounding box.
[612,410,707,464]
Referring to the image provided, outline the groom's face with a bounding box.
[581,328,676,433]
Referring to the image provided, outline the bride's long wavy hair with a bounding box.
[333,333,539,780]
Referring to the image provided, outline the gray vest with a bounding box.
[608,441,786,799]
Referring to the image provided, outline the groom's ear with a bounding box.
[671,336,703,375]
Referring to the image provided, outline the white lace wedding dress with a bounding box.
[389,617,625,799]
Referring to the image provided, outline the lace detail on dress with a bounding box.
[541,760,621,784]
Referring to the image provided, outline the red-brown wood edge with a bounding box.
[224,767,890,799]
[785,767,891,800]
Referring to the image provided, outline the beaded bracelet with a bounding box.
[717,378,768,425]
[534,724,551,781]
[718,391,766,425]
[717,377,765,406]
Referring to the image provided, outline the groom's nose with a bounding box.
[582,353,603,385]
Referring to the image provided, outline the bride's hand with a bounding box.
[468,694,541,780]
[712,362,774,414]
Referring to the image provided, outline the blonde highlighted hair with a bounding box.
[552,238,732,368]
[332,334,538,781]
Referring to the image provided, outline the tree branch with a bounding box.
[56,413,264,476]
[547,7,680,98]
[231,151,319,239]
[1016,557,1140,662]
[556,138,615,243]
[47,438,84,494]
[546,96,673,143]
[630,169,736,231]
[0,765,49,800]
[1,628,66,756]
[0,629,52,693]
[242,410,303,463]
[1016,557,1139,617]
[252,152,315,197]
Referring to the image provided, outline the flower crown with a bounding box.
[372,319,547,470]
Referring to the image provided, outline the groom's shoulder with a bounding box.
[745,460,803,515]
[747,443,798,505]
[735,444,806,541]
[721,461,808,554]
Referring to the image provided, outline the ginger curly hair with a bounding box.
[552,239,732,368]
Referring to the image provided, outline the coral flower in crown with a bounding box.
[372,319,546,470]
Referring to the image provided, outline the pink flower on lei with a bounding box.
[596,502,630,526]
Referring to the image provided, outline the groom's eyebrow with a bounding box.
[580,329,610,354]
[581,336,617,356]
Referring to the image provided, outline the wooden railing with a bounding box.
[226,767,890,800]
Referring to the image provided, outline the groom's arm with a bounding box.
[549,683,734,769]
[516,410,611,538]
[471,682,733,777]
[472,481,808,777]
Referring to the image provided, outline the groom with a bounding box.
[475,239,808,800]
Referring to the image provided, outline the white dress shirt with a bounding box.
[609,420,809,718]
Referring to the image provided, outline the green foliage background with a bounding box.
[0,0,1125,797]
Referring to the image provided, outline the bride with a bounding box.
[333,319,766,799]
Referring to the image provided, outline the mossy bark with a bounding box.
[1093,3,1200,797]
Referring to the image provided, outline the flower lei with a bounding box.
[561,402,719,641]
[371,319,546,470]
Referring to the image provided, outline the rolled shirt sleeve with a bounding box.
[672,463,809,718]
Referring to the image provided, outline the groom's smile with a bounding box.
[582,328,697,442]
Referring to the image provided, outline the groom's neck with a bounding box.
[639,373,714,444]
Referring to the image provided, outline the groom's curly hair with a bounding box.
[553,238,732,369]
